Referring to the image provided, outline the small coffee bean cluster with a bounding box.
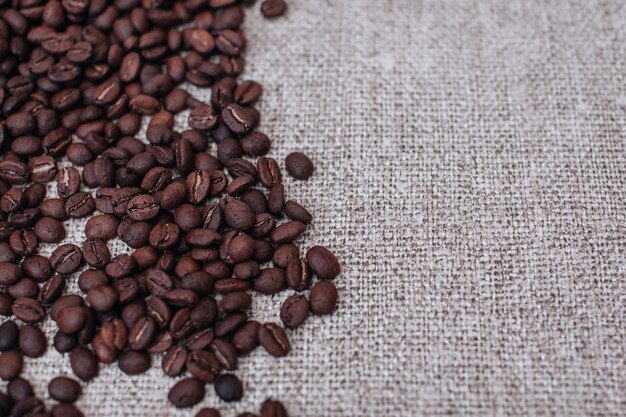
[0,0,339,414]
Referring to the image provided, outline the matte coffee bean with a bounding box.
[285,152,314,180]
[270,221,306,244]
[221,104,257,135]
[0,350,23,380]
[306,245,341,280]
[215,312,247,337]
[18,325,47,358]
[50,244,83,274]
[187,350,220,382]
[149,223,180,250]
[0,262,21,286]
[164,289,199,307]
[12,297,46,323]
[9,229,38,256]
[56,306,87,334]
[240,131,271,157]
[39,274,65,304]
[196,408,221,417]
[65,192,96,218]
[86,285,117,312]
[85,214,119,241]
[214,373,243,402]
[258,323,291,357]
[309,281,338,315]
[190,298,218,330]
[0,160,29,184]
[232,321,261,355]
[210,339,238,371]
[241,189,269,214]
[280,295,309,329]
[162,345,188,377]
[118,350,151,375]
[52,403,85,417]
[260,399,289,417]
[69,346,99,381]
[284,201,312,224]
[82,238,111,268]
[268,183,285,216]
[168,377,205,408]
[0,187,23,213]
[219,292,252,314]
[170,308,194,340]
[225,198,255,231]
[127,194,160,221]
[181,271,214,296]
[34,217,65,243]
[272,244,299,269]
[148,331,173,354]
[184,328,214,351]
[253,268,286,295]
[7,377,33,402]
[257,157,282,188]
[147,297,172,329]
[0,294,13,317]
[0,321,19,351]
[7,278,39,299]
[48,376,81,403]
[286,258,311,292]
[129,316,157,350]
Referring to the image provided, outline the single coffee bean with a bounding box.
[0,262,21,286]
[0,350,23,380]
[306,245,341,280]
[128,316,157,350]
[118,350,151,375]
[221,104,257,135]
[163,289,199,307]
[56,306,87,334]
[180,271,214,296]
[260,399,289,417]
[0,321,19,351]
[48,376,81,403]
[215,312,247,337]
[168,377,205,408]
[214,373,243,402]
[258,323,291,357]
[233,260,261,280]
[56,167,81,198]
[0,187,23,214]
[253,268,286,295]
[69,346,99,381]
[257,157,282,188]
[235,81,262,105]
[12,297,46,323]
[7,278,39,299]
[186,350,220,382]
[219,292,252,314]
[286,258,311,292]
[309,280,338,315]
[224,198,255,231]
[85,214,119,241]
[231,320,261,355]
[196,408,221,417]
[268,183,285,216]
[280,295,309,329]
[149,223,180,250]
[162,345,188,377]
[39,274,65,304]
[184,328,214,351]
[148,331,173,354]
[270,221,306,244]
[18,325,47,358]
[273,244,299,269]
[51,403,85,417]
[190,297,218,330]
[50,244,83,274]
[86,285,117,312]
[34,217,65,243]
[170,308,194,340]
[7,377,33,402]
[65,192,96,218]
[285,152,314,180]
[210,339,238,371]
[240,131,271,157]
[9,229,39,256]
[284,200,313,224]
[82,238,112,268]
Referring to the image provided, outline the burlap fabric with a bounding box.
[7,0,626,416]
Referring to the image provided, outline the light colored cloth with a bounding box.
[14,0,626,416]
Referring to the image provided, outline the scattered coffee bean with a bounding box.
[309,281,338,316]
[285,152,314,180]
[168,377,206,408]
[214,373,243,402]
[48,376,81,403]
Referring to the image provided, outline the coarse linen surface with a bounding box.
[7,1,626,416]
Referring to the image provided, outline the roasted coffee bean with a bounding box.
[118,350,151,375]
[128,316,157,350]
[214,373,243,402]
[240,131,271,156]
[9,229,38,256]
[105,254,137,279]
[286,258,311,292]
[268,183,285,216]
[185,328,214,351]
[162,345,188,377]
[284,201,312,224]
[51,403,85,417]
[181,271,214,296]
[50,244,83,274]
[257,157,282,188]
[65,192,96,218]
[219,291,252,314]
[145,269,174,297]
[18,325,47,358]
[40,198,69,220]
[210,339,237,371]
[0,262,21,286]
[232,320,261,355]
[253,268,286,295]
[115,277,140,303]
[235,81,262,105]
[250,213,276,239]
[170,308,194,340]
[0,321,19,351]
[241,189,269,214]
[69,346,99,381]
[271,221,306,244]
[196,408,221,417]
[12,297,45,323]
[225,198,255,231]
[310,281,338,315]
[86,285,117,311]
[0,160,29,184]
[221,104,257,135]
[7,377,33,402]
[280,295,309,329]
[306,245,341,280]
[85,214,119,241]
[34,217,65,243]
[147,296,171,329]
[0,294,12,317]
[0,350,23,380]
[82,238,111,268]
[149,223,180,250]
[190,297,218,330]
[285,152,314,180]
[56,306,87,334]
[7,278,39,299]
[260,399,289,417]
[148,331,173,354]
[215,312,247,338]
[164,289,199,307]
[168,377,205,408]
[0,187,23,214]
[122,302,146,330]
[233,260,261,280]
[40,274,65,304]
[258,323,290,357]
[187,350,220,382]
[48,376,81,403]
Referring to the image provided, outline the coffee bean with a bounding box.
[69,346,99,381]
[56,306,87,334]
[52,403,85,417]
[257,157,282,188]
[285,152,314,180]
[65,192,96,218]
[0,321,19,351]
[190,297,218,330]
[34,217,65,243]
[186,170,211,204]
[86,285,117,312]
[7,377,33,402]
[48,376,81,403]
[127,194,160,221]
[214,373,243,402]
[162,345,188,377]
[261,0,287,17]
[232,320,261,355]
[271,221,306,244]
[168,377,205,408]
[9,229,39,256]
[170,308,194,340]
[196,408,221,417]
[50,244,83,274]
[215,312,247,337]
[12,297,45,323]
[284,201,312,224]
[0,160,29,184]
[221,104,257,135]
[306,245,340,280]
[18,325,47,358]
[40,274,65,304]
[268,183,285,216]
[7,278,39,299]
[272,244,299,269]
[240,132,271,157]
[0,350,23,380]
[184,328,214,351]
[253,268,286,295]
[187,350,220,382]
[235,81,262,105]
[260,399,289,417]
[164,289,199,307]
[0,187,23,214]
[224,198,255,231]
[309,281,338,315]
[280,295,309,329]
[118,350,151,375]
[286,258,311,292]
[0,294,13,317]
[82,239,111,268]
[0,262,21,286]
[149,223,180,250]
[210,339,238,371]
[128,316,157,350]
[85,214,119,241]
[180,271,214,296]
[219,292,252,314]
[258,323,290,357]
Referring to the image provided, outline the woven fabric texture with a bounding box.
[7,0,626,416]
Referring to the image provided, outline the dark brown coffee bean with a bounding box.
[196,408,221,417]
[186,170,211,204]
[240,131,271,156]
[260,399,289,417]
[261,0,287,18]
[219,292,252,314]
[0,262,21,286]
[209,339,237,371]
[0,294,12,317]
[86,285,117,312]
[285,152,314,180]
[118,350,151,375]
[0,160,29,184]
[217,138,242,164]
[141,166,172,194]
[306,245,340,280]
[0,350,22,380]
[253,268,286,295]
[39,275,65,304]
[284,200,312,224]
[7,278,39,299]
[216,30,246,56]
[270,221,306,244]
[127,194,160,221]
[268,183,285,216]
[9,229,38,256]
[214,373,243,402]
[215,312,247,337]
[184,328,214,351]
[12,297,45,323]
[286,258,311,292]
[0,321,19,351]
[168,377,205,408]
[162,345,188,377]
[82,239,111,268]
[147,297,171,329]
[40,198,68,220]
[56,306,87,334]
[232,320,261,355]
[56,167,80,199]
[78,270,108,293]
[250,213,276,239]
[221,104,257,135]
[164,289,199,307]
[42,127,72,156]
[65,192,96,218]
[309,281,338,315]
[180,271,214,296]
[187,350,220,382]
[50,295,84,322]
[257,157,282,188]
[241,189,269,214]
[51,403,85,417]
[235,81,262,105]
[224,198,255,231]
[149,223,180,250]
[85,214,119,241]
[233,260,260,280]
[7,377,33,402]
[190,297,217,330]
[69,346,99,381]
[0,187,23,214]
[170,308,194,339]
[48,376,81,403]
[119,222,152,249]
[148,330,173,354]
[258,322,290,357]
[129,94,161,115]
[50,244,83,274]
[280,295,309,329]
[18,325,46,358]
[128,316,157,350]
[145,269,174,297]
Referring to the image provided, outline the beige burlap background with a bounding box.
[5,0,626,416]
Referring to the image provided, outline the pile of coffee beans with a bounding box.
[0,0,341,414]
